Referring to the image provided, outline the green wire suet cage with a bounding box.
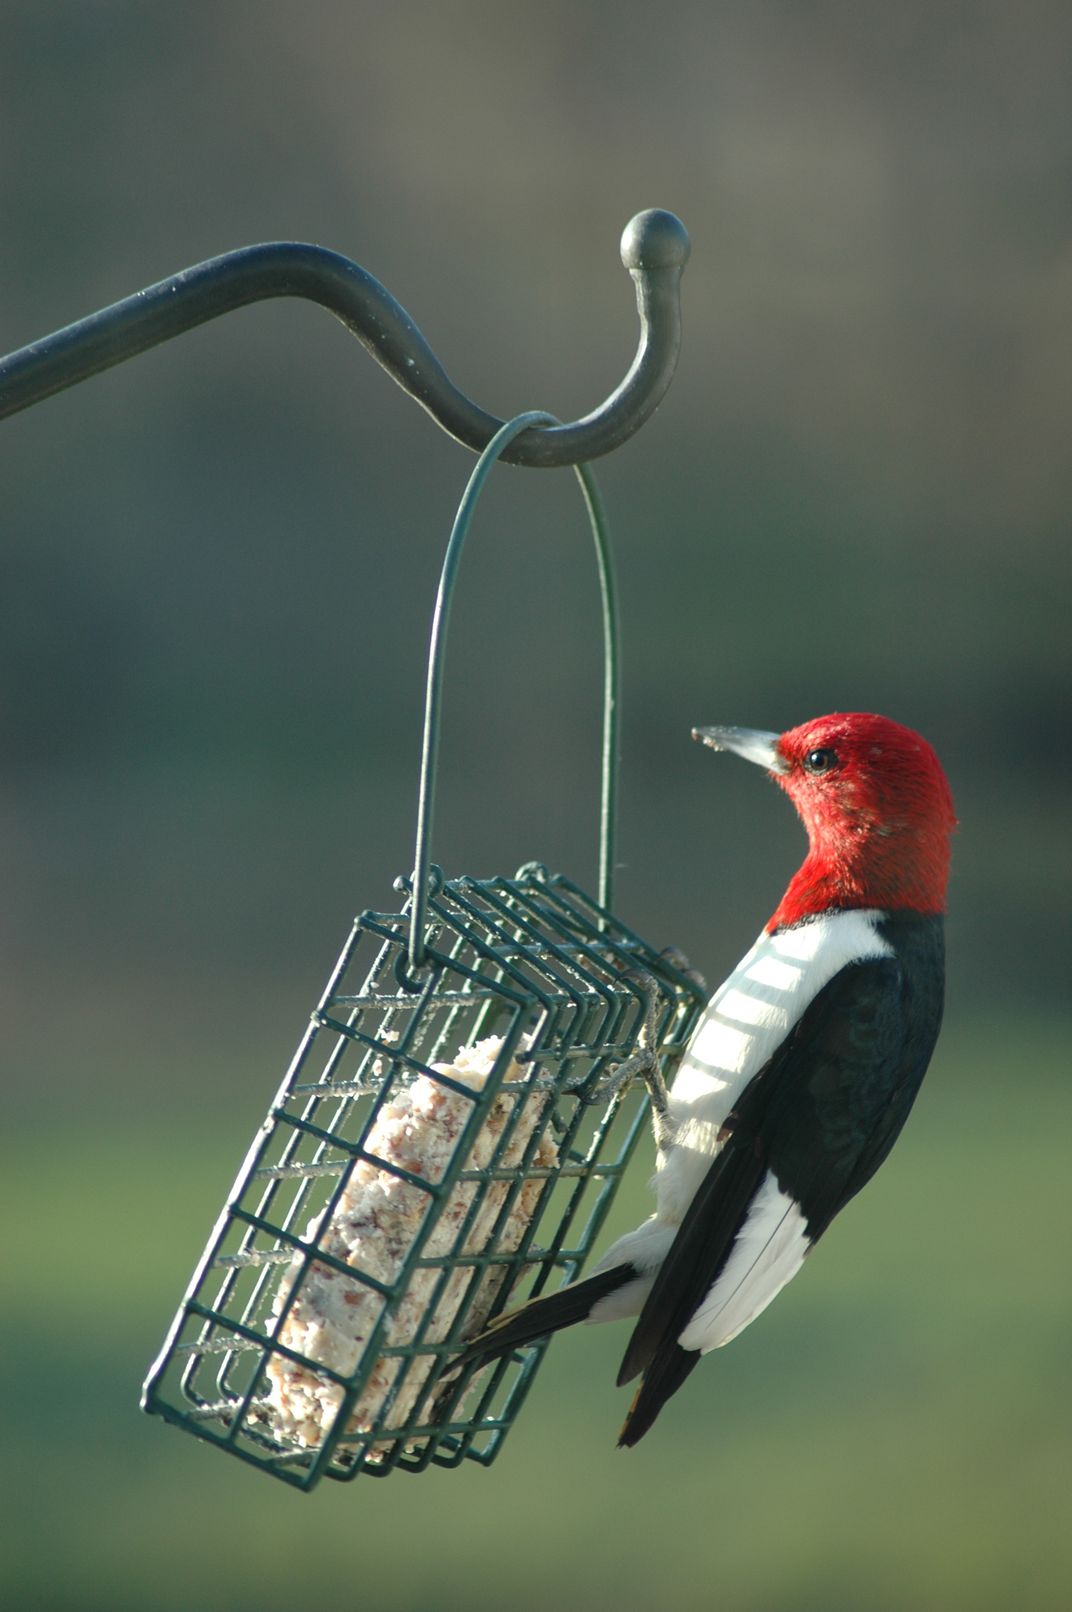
[0,210,703,1489]
[142,866,702,1486]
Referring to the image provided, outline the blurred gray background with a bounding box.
[2,4,1069,1610]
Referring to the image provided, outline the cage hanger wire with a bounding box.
[408,410,619,971]
[0,210,689,467]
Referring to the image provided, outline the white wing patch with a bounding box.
[654,910,892,1227]
[669,908,892,1115]
[677,1172,811,1354]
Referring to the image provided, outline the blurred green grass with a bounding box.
[2,1016,1068,1612]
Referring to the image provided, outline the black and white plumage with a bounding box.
[452,713,956,1445]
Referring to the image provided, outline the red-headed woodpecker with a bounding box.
[454,713,956,1447]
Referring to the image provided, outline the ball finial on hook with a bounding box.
[620,209,691,273]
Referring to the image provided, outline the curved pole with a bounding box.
[0,210,688,468]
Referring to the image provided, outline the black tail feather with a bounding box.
[449,1262,636,1372]
[618,1342,701,1448]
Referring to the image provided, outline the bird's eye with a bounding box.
[803,747,838,775]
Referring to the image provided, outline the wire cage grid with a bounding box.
[142,867,705,1487]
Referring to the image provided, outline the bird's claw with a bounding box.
[604,965,676,1149]
[659,943,707,995]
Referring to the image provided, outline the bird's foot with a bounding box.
[658,943,707,996]
[605,967,676,1149]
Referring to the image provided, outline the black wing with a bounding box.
[618,936,944,1446]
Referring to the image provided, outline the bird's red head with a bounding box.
[694,713,956,929]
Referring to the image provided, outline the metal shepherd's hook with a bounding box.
[0,209,689,467]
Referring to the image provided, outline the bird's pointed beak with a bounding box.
[692,725,788,775]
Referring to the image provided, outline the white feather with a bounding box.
[655,909,892,1224]
[586,1274,654,1326]
[582,1217,675,1323]
[678,1172,810,1352]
